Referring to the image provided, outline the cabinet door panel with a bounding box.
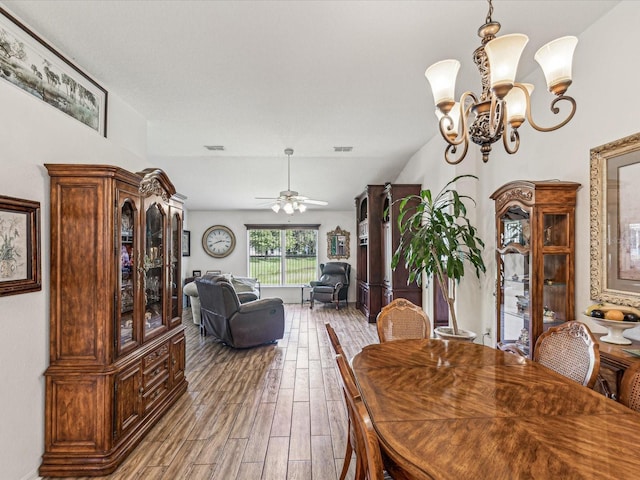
[115,362,143,439]
[169,209,182,328]
[117,189,141,357]
[170,333,186,386]
[46,376,104,451]
[143,200,167,340]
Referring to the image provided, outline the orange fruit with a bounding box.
[605,309,625,321]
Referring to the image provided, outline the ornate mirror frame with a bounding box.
[327,226,350,260]
[590,132,640,307]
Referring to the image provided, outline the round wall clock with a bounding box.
[202,225,236,258]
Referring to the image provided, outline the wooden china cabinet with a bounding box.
[381,183,422,308]
[491,180,580,358]
[355,185,385,322]
[355,183,421,322]
[40,165,187,477]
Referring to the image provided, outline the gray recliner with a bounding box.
[310,262,351,309]
[195,275,284,348]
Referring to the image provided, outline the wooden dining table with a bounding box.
[351,339,640,480]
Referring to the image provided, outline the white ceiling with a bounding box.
[3,0,619,210]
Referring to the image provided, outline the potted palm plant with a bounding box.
[391,174,486,341]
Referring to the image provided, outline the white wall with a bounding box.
[0,72,149,479]
[395,1,640,342]
[2,2,640,479]
[184,209,356,304]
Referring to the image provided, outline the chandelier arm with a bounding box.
[444,135,470,165]
[439,91,476,164]
[438,116,461,145]
[516,82,577,133]
[438,91,477,146]
[502,124,520,155]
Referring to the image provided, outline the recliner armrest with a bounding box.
[238,297,284,314]
[310,281,330,287]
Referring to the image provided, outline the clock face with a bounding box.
[202,225,236,258]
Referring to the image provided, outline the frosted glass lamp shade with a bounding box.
[505,83,534,128]
[298,203,307,213]
[436,102,461,139]
[535,36,578,95]
[425,59,460,112]
[485,34,529,98]
[272,203,281,213]
[283,202,294,214]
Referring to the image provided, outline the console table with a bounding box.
[597,333,640,398]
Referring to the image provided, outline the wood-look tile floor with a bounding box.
[45,303,379,480]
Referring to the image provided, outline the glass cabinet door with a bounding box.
[541,212,571,329]
[498,206,532,355]
[118,199,138,353]
[169,212,181,326]
[144,203,165,337]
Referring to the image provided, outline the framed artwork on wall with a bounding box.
[327,226,350,260]
[0,7,107,136]
[591,132,640,307]
[182,230,190,256]
[0,194,41,296]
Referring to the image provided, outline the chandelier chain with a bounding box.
[485,0,494,24]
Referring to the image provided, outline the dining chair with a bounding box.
[376,298,430,343]
[325,322,346,358]
[619,361,640,411]
[335,353,391,480]
[532,321,600,389]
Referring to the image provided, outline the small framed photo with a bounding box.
[182,230,190,256]
[0,195,41,296]
[192,270,202,277]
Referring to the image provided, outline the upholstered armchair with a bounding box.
[310,262,351,309]
[184,274,261,325]
[195,275,284,348]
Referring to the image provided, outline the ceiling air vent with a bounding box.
[204,145,225,151]
[333,146,353,152]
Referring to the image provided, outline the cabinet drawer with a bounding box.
[143,343,169,368]
[143,358,169,388]
[143,377,169,413]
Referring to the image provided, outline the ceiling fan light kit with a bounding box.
[258,148,328,214]
[425,0,578,165]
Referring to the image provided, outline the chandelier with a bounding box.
[425,0,577,164]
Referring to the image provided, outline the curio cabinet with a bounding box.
[491,180,580,358]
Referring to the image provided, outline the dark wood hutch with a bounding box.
[355,183,422,322]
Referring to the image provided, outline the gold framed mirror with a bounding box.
[590,132,640,307]
[327,226,350,260]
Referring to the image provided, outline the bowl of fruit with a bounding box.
[584,303,640,344]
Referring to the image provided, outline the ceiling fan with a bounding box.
[256,148,328,214]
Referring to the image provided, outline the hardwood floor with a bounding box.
[44,303,378,480]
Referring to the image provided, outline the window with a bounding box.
[247,225,319,285]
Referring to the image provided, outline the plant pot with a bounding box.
[434,326,477,342]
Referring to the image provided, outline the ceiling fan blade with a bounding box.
[302,199,328,206]
[255,197,280,200]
